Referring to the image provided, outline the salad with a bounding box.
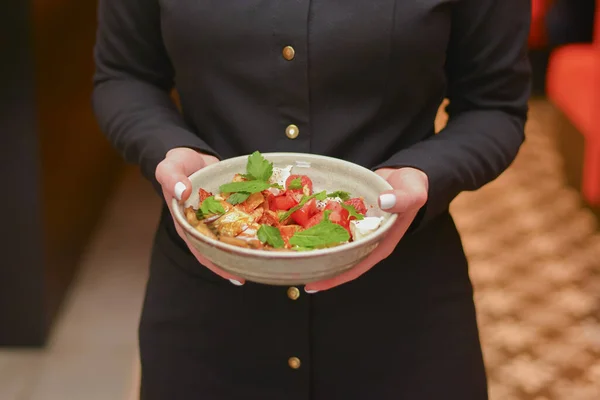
[184,151,384,251]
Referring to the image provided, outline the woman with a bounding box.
[92,1,530,399]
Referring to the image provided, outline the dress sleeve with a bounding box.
[374,0,531,231]
[92,0,220,194]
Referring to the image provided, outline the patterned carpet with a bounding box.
[444,100,600,400]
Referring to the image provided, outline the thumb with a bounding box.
[377,168,428,214]
[156,158,193,202]
[378,189,417,214]
[156,149,212,202]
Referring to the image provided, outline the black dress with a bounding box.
[92,0,531,399]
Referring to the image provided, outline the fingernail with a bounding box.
[304,288,318,294]
[379,193,396,210]
[174,182,186,201]
[229,279,244,286]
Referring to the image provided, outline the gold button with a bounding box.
[288,357,301,369]
[286,124,299,139]
[287,287,300,300]
[282,46,295,61]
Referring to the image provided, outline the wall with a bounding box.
[0,0,125,346]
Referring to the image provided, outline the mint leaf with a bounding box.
[288,177,302,190]
[327,191,351,201]
[288,220,350,248]
[257,225,285,248]
[341,203,365,220]
[313,191,328,201]
[219,180,272,194]
[279,190,327,222]
[196,196,226,219]
[245,151,273,181]
[227,192,250,205]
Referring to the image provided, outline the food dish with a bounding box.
[183,151,384,251]
[171,152,397,285]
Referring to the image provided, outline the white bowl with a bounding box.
[171,152,397,285]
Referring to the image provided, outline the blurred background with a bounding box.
[1,1,600,399]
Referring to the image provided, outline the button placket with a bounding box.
[273,2,311,152]
[272,2,311,392]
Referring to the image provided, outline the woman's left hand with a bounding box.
[304,167,429,293]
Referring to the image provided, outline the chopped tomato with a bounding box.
[285,175,313,195]
[324,201,350,221]
[263,191,276,210]
[344,197,368,216]
[328,211,350,229]
[291,198,318,227]
[272,192,298,211]
[198,188,212,203]
[324,201,351,231]
[305,211,324,229]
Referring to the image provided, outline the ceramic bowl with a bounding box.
[171,152,397,286]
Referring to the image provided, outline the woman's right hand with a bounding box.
[155,147,246,286]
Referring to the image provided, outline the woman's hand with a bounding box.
[155,147,246,286]
[304,167,428,293]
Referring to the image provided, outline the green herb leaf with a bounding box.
[257,225,285,248]
[271,183,284,189]
[288,177,302,190]
[288,219,350,248]
[279,190,327,222]
[196,196,226,219]
[245,151,273,181]
[327,191,351,201]
[219,180,272,194]
[341,203,365,220]
[227,192,251,205]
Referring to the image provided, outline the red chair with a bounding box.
[546,1,600,206]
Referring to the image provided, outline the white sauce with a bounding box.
[269,165,293,187]
[350,217,384,241]
[315,200,327,210]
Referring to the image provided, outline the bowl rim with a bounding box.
[171,152,399,260]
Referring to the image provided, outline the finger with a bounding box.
[157,149,216,202]
[157,157,202,202]
[378,170,428,214]
[378,188,418,214]
[375,168,395,181]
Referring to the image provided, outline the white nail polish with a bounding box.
[174,182,186,201]
[304,288,318,294]
[229,279,243,286]
[379,193,396,210]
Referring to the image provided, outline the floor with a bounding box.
[0,168,160,400]
[1,99,599,399]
